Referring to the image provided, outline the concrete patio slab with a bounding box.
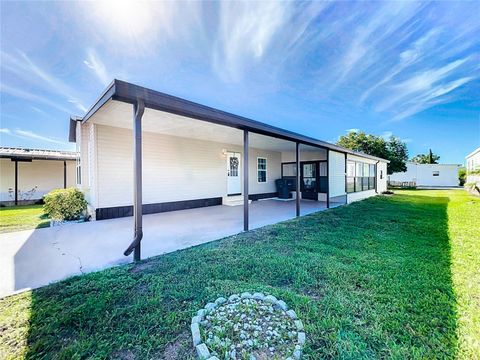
[0,199,339,297]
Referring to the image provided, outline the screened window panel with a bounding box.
[355,177,362,192]
[347,177,355,193]
[356,163,363,177]
[347,162,355,177]
[369,164,375,177]
[282,163,297,177]
[362,177,369,190]
[319,162,327,176]
[363,164,370,177]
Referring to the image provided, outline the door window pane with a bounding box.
[229,156,239,177]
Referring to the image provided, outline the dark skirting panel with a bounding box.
[96,197,222,220]
[248,192,278,201]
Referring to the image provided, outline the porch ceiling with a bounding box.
[90,99,301,152]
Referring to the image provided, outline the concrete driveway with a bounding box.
[0,199,334,297]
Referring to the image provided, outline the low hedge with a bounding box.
[43,188,87,221]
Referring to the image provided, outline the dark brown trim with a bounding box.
[249,192,278,201]
[243,130,249,232]
[63,161,67,189]
[295,142,300,217]
[3,155,74,161]
[14,160,18,206]
[96,197,223,220]
[326,150,330,209]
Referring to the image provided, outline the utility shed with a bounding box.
[0,147,77,205]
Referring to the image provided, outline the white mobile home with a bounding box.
[388,162,460,187]
[0,147,76,205]
[465,147,480,186]
[70,80,388,260]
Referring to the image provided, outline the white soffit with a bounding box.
[88,100,321,153]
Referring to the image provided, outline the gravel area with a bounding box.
[192,293,305,360]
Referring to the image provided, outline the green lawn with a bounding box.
[0,205,50,234]
[0,190,478,359]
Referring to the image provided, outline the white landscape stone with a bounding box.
[298,332,306,345]
[277,300,288,311]
[252,292,265,300]
[192,315,201,324]
[191,322,201,346]
[264,295,278,304]
[215,297,227,305]
[196,343,211,359]
[241,292,252,299]
[205,302,216,312]
[286,310,297,319]
[294,320,304,331]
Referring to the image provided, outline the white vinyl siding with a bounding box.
[94,125,281,208]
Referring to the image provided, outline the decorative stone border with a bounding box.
[191,292,306,360]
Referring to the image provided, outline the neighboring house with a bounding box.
[69,80,388,259]
[388,162,461,187]
[465,146,480,186]
[0,147,77,205]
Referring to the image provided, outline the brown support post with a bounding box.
[14,160,18,205]
[243,130,249,231]
[63,161,67,189]
[296,142,300,217]
[123,99,145,260]
[326,150,330,209]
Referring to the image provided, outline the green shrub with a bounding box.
[43,188,87,221]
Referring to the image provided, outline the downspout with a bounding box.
[123,99,145,260]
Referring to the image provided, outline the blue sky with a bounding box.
[1,1,479,164]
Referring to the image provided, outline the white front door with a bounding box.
[227,152,241,195]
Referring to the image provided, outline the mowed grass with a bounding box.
[0,190,478,359]
[0,205,49,233]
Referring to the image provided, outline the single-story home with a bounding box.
[388,162,461,187]
[0,147,77,205]
[69,80,388,260]
[465,147,480,186]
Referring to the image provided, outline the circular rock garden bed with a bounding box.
[191,292,305,360]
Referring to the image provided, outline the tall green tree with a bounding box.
[337,131,408,174]
[411,149,440,164]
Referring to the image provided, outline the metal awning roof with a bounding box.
[70,79,389,163]
[0,147,77,161]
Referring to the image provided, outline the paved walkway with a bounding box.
[0,199,338,297]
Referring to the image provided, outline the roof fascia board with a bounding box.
[81,79,389,163]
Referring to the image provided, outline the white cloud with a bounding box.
[0,83,71,113]
[0,127,68,145]
[14,129,66,145]
[83,49,110,86]
[346,128,360,133]
[1,51,87,113]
